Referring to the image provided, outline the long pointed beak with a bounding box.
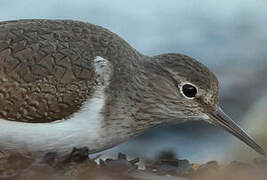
[208,107,265,155]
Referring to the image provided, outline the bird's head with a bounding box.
[141,53,265,155]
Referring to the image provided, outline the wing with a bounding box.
[0,20,96,123]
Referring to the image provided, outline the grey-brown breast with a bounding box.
[0,20,97,123]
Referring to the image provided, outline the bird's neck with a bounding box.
[83,22,161,136]
[83,22,143,69]
[100,59,164,137]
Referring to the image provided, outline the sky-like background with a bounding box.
[1,0,267,163]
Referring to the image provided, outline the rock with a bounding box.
[192,161,219,180]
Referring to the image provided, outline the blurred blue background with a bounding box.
[1,0,267,163]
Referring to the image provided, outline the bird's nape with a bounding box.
[208,107,265,155]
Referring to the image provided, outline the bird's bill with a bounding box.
[207,107,265,155]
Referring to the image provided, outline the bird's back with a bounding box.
[0,20,98,123]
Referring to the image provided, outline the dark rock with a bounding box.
[102,153,139,173]
[63,147,90,163]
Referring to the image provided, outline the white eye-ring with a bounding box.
[180,82,198,99]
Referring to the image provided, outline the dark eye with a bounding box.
[182,84,197,98]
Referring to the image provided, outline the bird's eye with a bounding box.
[182,84,197,98]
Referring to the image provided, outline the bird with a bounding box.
[0,19,264,156]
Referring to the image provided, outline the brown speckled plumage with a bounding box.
[0,20,98,122]
[0,20,218,125]
[0,19,263,156]
[0,19,141,123]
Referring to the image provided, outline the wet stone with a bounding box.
[101,153,139,173]
[145,151,194,177]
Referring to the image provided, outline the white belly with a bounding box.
[0,95,106,155]
[0,56,118,156]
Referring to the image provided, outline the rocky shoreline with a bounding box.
[0,149,266,180]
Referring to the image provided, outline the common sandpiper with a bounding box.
[0,19,264,156]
